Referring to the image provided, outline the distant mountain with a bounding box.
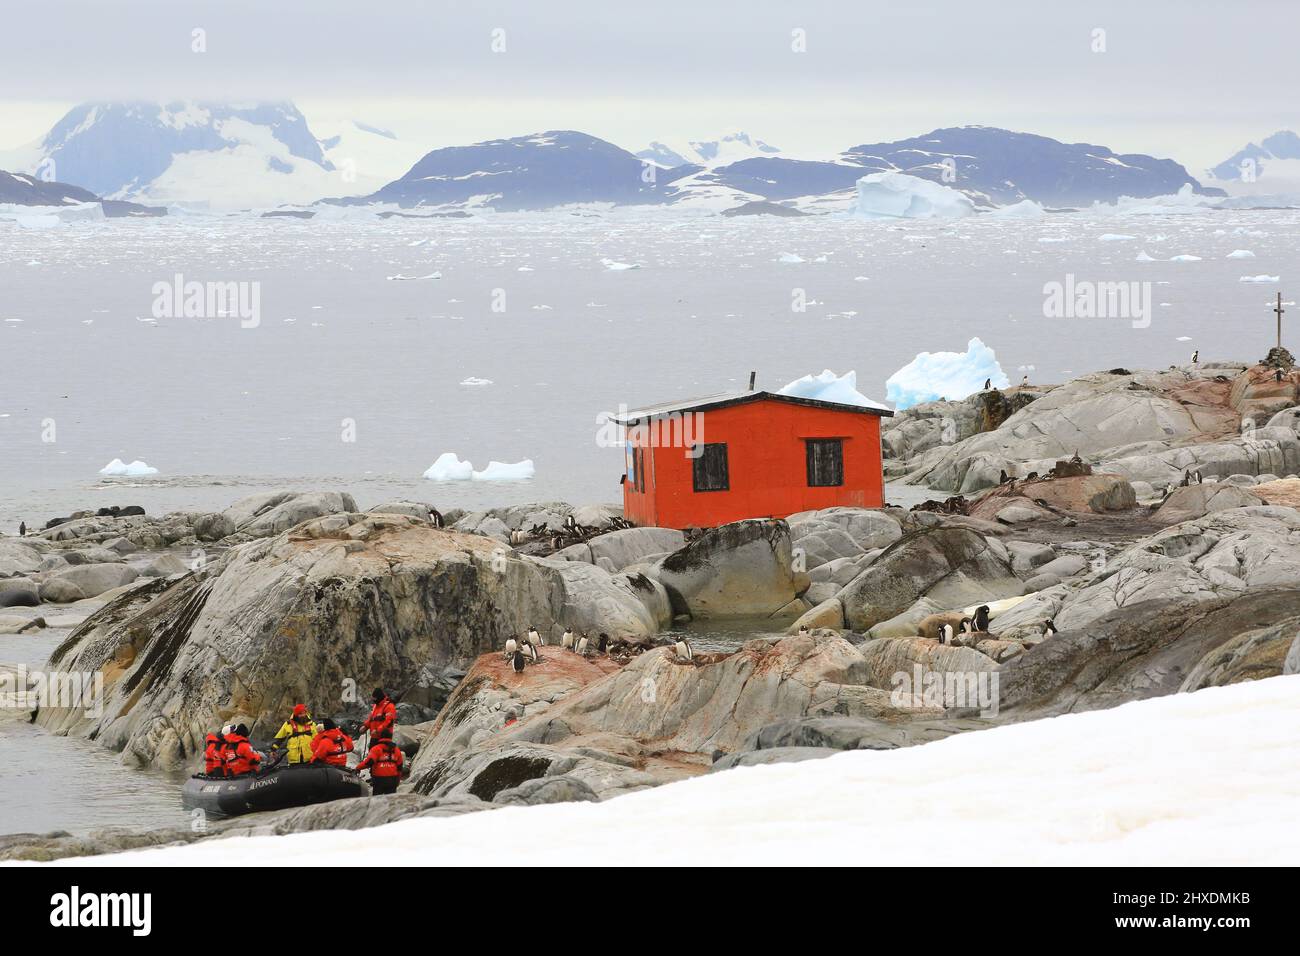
[0,169,164,217]
[636,132,780,168]
[360,131,697,210]
[0,102,413,209]
[688,126,1222,208]
[1208,130,1300,191]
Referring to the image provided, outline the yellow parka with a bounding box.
[272,716,322,764]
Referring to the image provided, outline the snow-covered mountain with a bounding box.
[636,132,780,168]
[0,102,416,209]
[1208,130,1300,194]
[689,126,1222,209]
[0,168,165,218]
[359,131,697,211]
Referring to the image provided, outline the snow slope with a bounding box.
[52,675,1300,866]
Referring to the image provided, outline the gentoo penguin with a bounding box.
[798,625,810,636]
[561,628,575,650]
[563,514,579,535]
[523,640,538,663]
[673,637,693,662]
[504,635,518,659]
[1194,470,1203,484]
[984,378,991,390]
[999,469,1009,485]
[575,633,590,656]
[527,626,542,646]
[959,617,973,635]
[1043,618,1057,637]
[1191,349,1199,364]
[1020,374,1029,387]
[1180,470,1191,487]
[18,522,25,537]
[429,509,444,528]
[1277,368,1285,383]
[939,623,953,645]
[973,605,991,633]
[511,649,526,673]
[598,633,609,654]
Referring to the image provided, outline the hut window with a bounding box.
[806,439,844,487]
[692,443,730,492]
[636,448,647,493]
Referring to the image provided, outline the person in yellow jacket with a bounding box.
[271,703,322,764]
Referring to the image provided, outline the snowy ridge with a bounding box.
[64,676,1300,866]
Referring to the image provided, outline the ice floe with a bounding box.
[99,458,159,477]
[886,337,1009,410]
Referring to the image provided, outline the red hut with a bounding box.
[613,388,894,529]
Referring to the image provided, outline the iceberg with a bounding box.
[886,337,1009,410]
[99,458,159,477]
[988,199,1046,218]
[600,259,640,271]
[472,459,535,481]
[1239,274,1280,283]
[1226,249,1256,258]
[423,453,474,481]
[851,172,975,220]
[777,370,890,411]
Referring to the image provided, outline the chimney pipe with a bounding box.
[748,371,756,390]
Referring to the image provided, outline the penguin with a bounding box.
[429,508,444,528]
[504,636,518,659]
[798,625,810,636]
[673,637,693,662]
[959,617,973,635]
[575,633,590,656]
[1195,470,1203,484]
[598,632,609,654]
[999,469,1009,485]
[527,626,542,646]
[1191,349,1199,364]
[510,529,527,545]
[511,649,526,673]
[1020,374,1029,387]
[984,378,991,390]
[563,514,579,535]
[18,522,25,537]
[561,628,575,650]
[939,623,953,645]
[1043,618,1057,638]
[973,605,990,633]
[1180,470,1191,487]
[523,641,538,663]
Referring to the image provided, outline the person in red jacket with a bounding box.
[362,687,396,742]
[203,730,226,775]
[311,718,354,767]
[222,724,262,777]
[356,730,406,795]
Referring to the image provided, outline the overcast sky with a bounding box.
[3,0,1296,170]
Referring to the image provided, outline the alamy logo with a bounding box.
[1043,274,1151,329]
[49,886,151,936]
[151,273,261,328]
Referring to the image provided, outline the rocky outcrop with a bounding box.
[38,563,139,603]
[991,507,1300,641]
[407,630,927,801]
[36,512,672,770]
[1152,483,1263,525]
[651,519,801,618]
[554,526,684,571]
[837,526,1023,631]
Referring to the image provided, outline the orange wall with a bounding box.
[622,399,885,528]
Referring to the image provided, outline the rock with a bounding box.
[36,513,673,770]
[1023,571,1062,592]
[1251,477,1300,508]
[492,776,601,806]
[142,554,190,578]
[0,615,45,635]
[103,537,139,555]
[710,746,840,770]
[569,504,623,528]
[192,512,236,542]
[997,589,1300,718]
[996,503,1047,525]
[788,598,845,632]
[367,500,437,521]
[736,714,961,753]
[0,541,46,578]
[1285,633,1300,676]
[221,490,359,539]
[1033,554,1088,579]
[837,527,1024,631]
[652,519,800,619]
[855,637,1000,696]
[581,527,685,571]
[1005,540,1057,574]
[0,578,40,608]
[1152,483,1262,526]
[39,563,140,603]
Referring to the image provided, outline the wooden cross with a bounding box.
[1275,292,1286,348]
